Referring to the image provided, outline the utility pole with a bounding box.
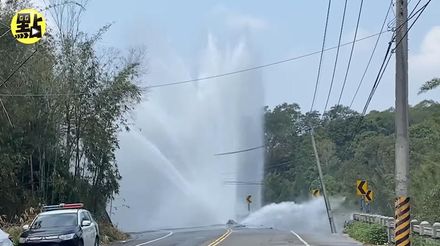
[310,129,337,233]
[395,1,410,246]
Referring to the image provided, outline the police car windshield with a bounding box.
[31,213,77,229]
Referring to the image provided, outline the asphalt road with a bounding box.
[112,225,362,246]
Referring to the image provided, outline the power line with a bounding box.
[149,34,377,90]
[408,0,423,19]
[308,0,337,234]
[362,0,432,115]
[0,31,388,98]
[223,182,263,186]
[266,160,294,170]
[0,98,13,127]
[337,0,364,105]
[392,0,426,34]
[350,1,393,108]
[0,21,8,29]
[362,38,394,115]
[348,0,429,145]
[387,0,423,38]
[393,0,431,52]
[0,29,10,39]
[0,49,38,89]
[323,0,348,114]
[310,0,333,113]
[214,145,265,156]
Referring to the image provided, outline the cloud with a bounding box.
[211,4,269,32]
[226,14,269,31]
[410,26,440,73]
[409,26,440,102]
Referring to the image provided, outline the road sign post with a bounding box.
[365,190,374,202]
[356,180,368,196]
[312,189,321,198]
[246,195,252,212]
[356,180,371,213]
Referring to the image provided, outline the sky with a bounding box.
[52,0,440,112]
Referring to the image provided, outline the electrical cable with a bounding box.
[337,0,364,105]
[0,49,38,89]
[0,29,10,39]
[310,0,333,113]
[362,0,431,114]
[350,1,393,108]
[214,145,265,156]
[394,0,431,51]
[323,0,348,114]
[0,32,388,97]
[362,39,394,115]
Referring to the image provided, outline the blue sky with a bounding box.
[77,0,440,112]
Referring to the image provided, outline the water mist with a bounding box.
[112,34,265,232]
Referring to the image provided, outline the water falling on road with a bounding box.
[112,34,265,232]
[241,198,350,234]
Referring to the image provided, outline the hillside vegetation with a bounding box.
[263,95,440,222]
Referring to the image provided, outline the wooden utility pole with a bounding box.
[395,0,410,245]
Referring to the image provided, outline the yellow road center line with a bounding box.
[208,229,232,246]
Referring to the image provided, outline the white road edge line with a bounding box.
[134,231,173,246]
[290,230,310,246]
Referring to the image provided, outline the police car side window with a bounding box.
[79,212,86,222]
[83,211,91,221]
[86,211,93,222]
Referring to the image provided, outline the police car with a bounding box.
[19,203,100,246]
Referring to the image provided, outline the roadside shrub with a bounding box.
[346,221,388,245]
[413,235,440,246]
[4,226,22,246]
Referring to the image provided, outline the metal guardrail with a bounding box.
[352,213,440,243]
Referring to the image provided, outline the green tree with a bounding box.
[263,100,440,218]
[0,1,143,220]
[419,78,440,94]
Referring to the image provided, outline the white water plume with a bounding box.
[112,34,265,232]
[242,198,348,234]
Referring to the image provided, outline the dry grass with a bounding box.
[1,207,40,228]
[99,223,129,245]
[1,207,40,245]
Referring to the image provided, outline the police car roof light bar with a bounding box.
[42,204,62,211]
[42,203,84,211]
[62,203,84,209]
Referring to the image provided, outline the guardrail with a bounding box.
[352,213,440,243]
